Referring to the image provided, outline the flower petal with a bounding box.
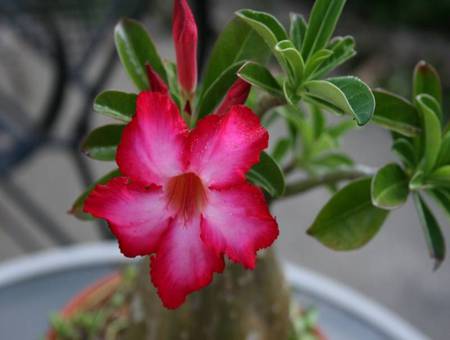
[215,79,251,116]
[84,177,171,257]
[173,0,198,95]
[150,215,224,309]
[201,182,279,269]
[146,64,169,94]
[116,92,188,185]
[189,105,268,187]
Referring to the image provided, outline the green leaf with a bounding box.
[326,119,356,140]
[303,76,375,126]
[413,193,446,269]
[275,105,313,154]
[282,79,301,106]
[247,151,285,197]
[307,177,389,250]
[164,61,181,106]
[301,0,347,60]
[436,131,450,167]
[416,94,442,174]
[236,9,288,49]
[428,165,450,188]
[93,91,137,122]
[275,40,305,83]
[311,36,356,79]
[371,163,409,209]
[428,188,450,220]
[70,169,122,220]
[392,138,417,169]
[311,152,353,169]
[271,138,292,163]
[200,16,271,96]
[289,13,307,51]
[237,62,283,97]
[409,170,427,190]
[81,125,124,161]
[304,49,333,80]
[197,62,244,119]
[114,18,166,90]
[413,61,442,107]
[418,94,443,122]
[372,89,421,137]
[310,105,326,139]
[309,133,337,156]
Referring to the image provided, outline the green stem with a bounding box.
[282,166,375,198]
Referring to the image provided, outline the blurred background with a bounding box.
[0,0,449,339]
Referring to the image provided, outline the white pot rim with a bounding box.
[0,242,429,340]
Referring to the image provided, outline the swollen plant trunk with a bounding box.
[131,249,292,340]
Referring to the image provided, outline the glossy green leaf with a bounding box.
[197,62,244,119]
[238,62,283,97]
[82,125,124,161]
[70,169,122,220]
[201,16,270,96]
[413,193,446,269]
[247,151,285,197]
[289,13,307,51]
[271,138,292,163]
[392,138,417,169]
[303,76,375,126]
[311,36,356,79]
[304,49,333,80]
[418,94,443,122]
[307,177,389,250]
[236,9,288,49]
[428,166,450,188]
[93,91,137,122]
[416,94,442,174]
[436,131,450,167]
[114,18,166,90]
[413,61,442,107]
[371,163,409,209]
[372,89,421,137]
[301,0,346,60]
[275,40,305,83]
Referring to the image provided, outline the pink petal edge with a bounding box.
[83,177,171,257]
[188,105,269,187]
[116,92,188,186]
[201,182,279,269]
[150,215,225,308]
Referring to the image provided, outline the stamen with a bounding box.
[166,172,207,221]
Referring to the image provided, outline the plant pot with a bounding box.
[0,242,428,340]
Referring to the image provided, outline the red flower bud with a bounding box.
[216,79,251,116]
[173,0,198,96]
[146,64,168,94]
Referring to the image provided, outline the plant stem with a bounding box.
[282,166,375,198]
[255,95,286,118]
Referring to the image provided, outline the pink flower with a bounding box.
[84,92,279,308]
[173,0,197,97]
